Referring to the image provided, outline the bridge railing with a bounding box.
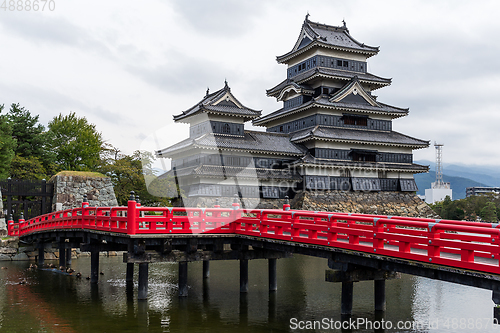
[7,194,500,275]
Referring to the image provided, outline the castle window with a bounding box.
[280,126,283,132]
[222,123,230,134]
[337,60,342,66]
[340,169,351,177]
[343,61,348,67]
[342,115,368,126]
[322,87,329,94]
[350,150,377,162]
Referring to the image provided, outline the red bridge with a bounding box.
[8,193,500,317]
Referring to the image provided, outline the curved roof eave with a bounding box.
[252,102,408,127]
[295,72,391,90]
[296,161,429,173]
[292,135,429,149]
[276,40,379,64]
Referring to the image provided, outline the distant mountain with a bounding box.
[415,160,492,200]
[415,160,500,187]
[413,167,488,200]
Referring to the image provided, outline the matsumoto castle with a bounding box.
[157,16,429,205]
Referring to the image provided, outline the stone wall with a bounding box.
[178,190,438,218]
[50,174,118,211]
[293,191,438,218]
[0,237,123,261]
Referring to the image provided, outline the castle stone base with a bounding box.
[177,191,438,218]
[293,191,438,218]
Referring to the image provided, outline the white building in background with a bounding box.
[425,181,452,204]
[424,143,452,204]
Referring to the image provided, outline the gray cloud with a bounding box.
[169,0,266,37]
[126,50,229,95]
[0,13,113,57]
[0,82,127,128]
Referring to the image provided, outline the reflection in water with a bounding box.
[0,255,497,332]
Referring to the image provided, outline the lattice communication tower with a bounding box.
[434,142,444,188]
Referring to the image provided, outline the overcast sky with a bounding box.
[1,0,500,169]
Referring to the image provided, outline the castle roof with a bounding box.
[267,68,391,98]
[173,81,261,123]
[293,154,429,173]
[156,130,306,157]
[276,16,379,64]
[253,97,408,127]
[290,126,429,149]
[166,165,302,181]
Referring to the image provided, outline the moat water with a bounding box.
[0,254,497,332]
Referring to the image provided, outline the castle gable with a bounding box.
[173,81,261,123]
[330,78,379,107]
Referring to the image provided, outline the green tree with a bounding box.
[9,155,47,180]
[480,202,497,222]
[99,147,174,206]
[4,103,54,179]
[6,103,45,158]
[0,104,17,179]
[45,112,103,171]
[430,193,500,222]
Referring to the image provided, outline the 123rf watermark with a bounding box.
[290,317,500,331]
[1,0,55,11]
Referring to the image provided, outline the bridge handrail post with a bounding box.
[373,218,385,250]
[283,196,290,211]
[231,196,241,233]
[127,191,137,235]
[327,214,338,244]
[428,222,441,260]
[7,214,16,236]
[81,194,90,229]
[290,211,300,240]
[18,214,25,236]
[260,210,269,236]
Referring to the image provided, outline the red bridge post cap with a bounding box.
[232,194,240,209]
[82,194,89,208]
[283,195,291,211]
